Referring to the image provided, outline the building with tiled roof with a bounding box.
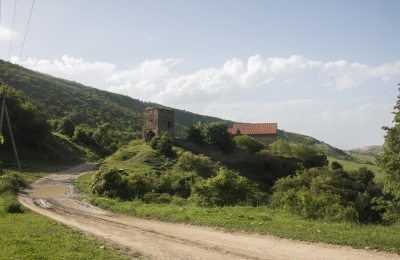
[228,123,278,147]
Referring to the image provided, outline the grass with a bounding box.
[88,197,400,254]
[0,210,135,260]
[328,156,383,180]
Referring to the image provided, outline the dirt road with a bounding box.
[17,163,400,260]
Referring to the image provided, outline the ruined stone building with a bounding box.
[142,107,174,143]
[228,123,278,147]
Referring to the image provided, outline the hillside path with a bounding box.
[17,163,400,260]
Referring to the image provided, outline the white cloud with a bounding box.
[0,25,17,41]
[11,54,399,149]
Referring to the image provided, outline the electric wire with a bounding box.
[8,0,17,61]
[11,0,36,88]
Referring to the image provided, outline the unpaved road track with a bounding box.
[18,163,400,260]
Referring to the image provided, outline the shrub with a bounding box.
[189,167,265,207]
[269,166,381,223]
[0,171,24,194]
[90,167,130,200]
[233,135,264,153]
[1,191,23,213]
[269,139,292,157]
[149,132,173,156]
[174,152,219,178]
[330,161,344,170]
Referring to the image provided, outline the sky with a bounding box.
[0,0,399,150]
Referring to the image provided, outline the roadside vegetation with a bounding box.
[75,118,400,254]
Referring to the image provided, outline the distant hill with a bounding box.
[0,59,357,162]
[349,145,382,155]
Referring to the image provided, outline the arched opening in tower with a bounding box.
[145,130,156,142]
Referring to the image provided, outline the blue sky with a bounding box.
[1,0,399,149]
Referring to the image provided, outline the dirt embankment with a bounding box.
[18,163,400,260]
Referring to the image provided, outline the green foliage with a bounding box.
[174,151,219,178]
[149,132,173,156]
[269,139,324,165]
[72,125,96,146]
[233,135,264,153]
[269,139,292,157]
[1,191,23,213]
[187,121,204,144]
[269,167,381,223]
[0,84,51,147]
[0,170,24,194]
[90,167,130,200]
[330,161,344,170]
[291,143,321,162]
[375,87,400,223]
[189,167,265,206]
[57,117,75,137]
[187,121,234,152]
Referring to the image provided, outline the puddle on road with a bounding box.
[61,199,79,207]
[29,185,66,198]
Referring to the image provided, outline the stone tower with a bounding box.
[142,107,174,143]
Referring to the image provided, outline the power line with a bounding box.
[8,0,17,61]
[11,0,36,88]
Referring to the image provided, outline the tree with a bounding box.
[187,122,204,144]
[58,117,75,137]
[202,121,234,152]
[233,135,264,153]
[375,86,400,222]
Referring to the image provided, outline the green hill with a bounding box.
[0,59,229,140]
[0,59,365,164]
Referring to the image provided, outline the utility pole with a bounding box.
[0,93,21,172]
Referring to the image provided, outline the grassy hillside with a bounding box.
[0,59,365,163]
[0,59,230,139]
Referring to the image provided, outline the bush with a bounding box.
[0,171,24,194]
[90,167,130,200]
[174,152,219,178]
[269,139,292,157]
[233,135,264,153]
[269,166,381,223]
[189,167,265,207]
[149,132,173,156]
[1,191,23,213]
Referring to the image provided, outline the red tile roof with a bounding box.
[228,123,277,135]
